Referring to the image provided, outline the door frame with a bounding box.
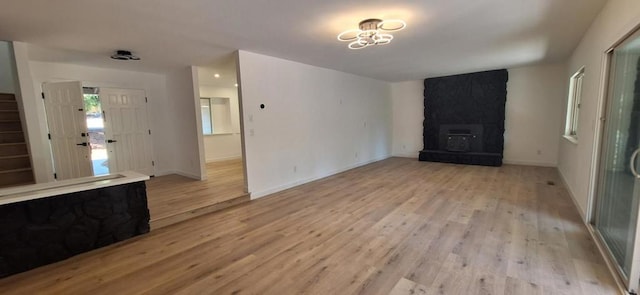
[99,87,154,176]
[42,81,93,180]
[83,84,156,176]
[587,49,613,225]
[589,22,640,223]
[588,23,640,293]
[192,54,249,194]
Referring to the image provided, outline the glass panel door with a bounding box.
[595,29,640,292]
[83,89,109,176]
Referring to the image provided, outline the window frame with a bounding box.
[200,98,213,135]
[564,67,585,143]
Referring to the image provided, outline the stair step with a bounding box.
[150,194,250,230]
[0,101,17,111]
[0,93,16,101]
[0,168,34,188]
[0,111,19,122]
[0,131,25,144]
[0,155,31,170]
[0,154,29,159]
[0,142,28,157]
[0,167,32,174]
[0,121,22,132]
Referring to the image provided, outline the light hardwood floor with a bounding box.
[0,158,618,294]
[146,159,248,228]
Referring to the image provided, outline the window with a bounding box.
[200,98,213,134]
[565,67,584,142]
[200,97,233,135]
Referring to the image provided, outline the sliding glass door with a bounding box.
[595,28,640,293]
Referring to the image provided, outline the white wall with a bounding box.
[25,60,173,180]
[238,50,392,199]
[199,85,242,162]
[558,0,640,218]
[391,80,424,158]
[0,41,17,94]
[390,63,567,167]
[165,66,204,179]
[12,42,51,183]
[504,64,567,166]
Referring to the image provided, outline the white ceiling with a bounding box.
[197,55,238,88]
[0,0,607,81]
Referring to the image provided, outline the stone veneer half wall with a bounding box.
[0,181,150,278]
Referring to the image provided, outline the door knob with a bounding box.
[107,139,117,143]
[631,148,640,178]
[76,142,88,146]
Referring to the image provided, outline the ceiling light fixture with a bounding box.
[110,50,140,60]
[214,73,220,78]
[337,18,406,50]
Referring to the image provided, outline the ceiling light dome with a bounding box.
[110,50,140,60]
[338,18,406,50]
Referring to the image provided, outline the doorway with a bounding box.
[144,59,249,229]
[593,27,640,293]
[43,82,153,180]
[83,87,109,176]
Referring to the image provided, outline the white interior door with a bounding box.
[100,88,153,176]
[42,81,93,180]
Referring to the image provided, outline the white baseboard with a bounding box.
[250,155,391,200]
[152,170,173,177]
[556,168,627,294]
[557,167,586,222]
[205,155,242,163]
[391,152,419,158]
[175,170,202,180]
[503,159,557,167]
[154,169,201,180]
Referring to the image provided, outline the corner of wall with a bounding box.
[191,66,207,181]
[12,42,54,183]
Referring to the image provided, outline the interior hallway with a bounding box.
[0,158,617,294]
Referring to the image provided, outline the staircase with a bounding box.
[0,93,34,188]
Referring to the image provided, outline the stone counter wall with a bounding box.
[0,181,150,278]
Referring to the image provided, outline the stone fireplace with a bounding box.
[419,69,508,166]
[439,124,483,152]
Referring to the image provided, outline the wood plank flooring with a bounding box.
[146,159,248,228]
[0,157,618,294]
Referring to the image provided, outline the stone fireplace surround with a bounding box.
[419,69,508,166]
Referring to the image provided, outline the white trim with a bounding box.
[235,51,250,194]
[558,168,629,294]
[558,168,586,222]
[586,225,630,295]
[0,171,149,205]
[203,132,240,137]
[587,49,614,224]
[502,159,557,167]
[155,169,201,180]
[205,155,242,163]
[192,66,207,181]
[152,170,174,177]
[174,170,201,180]
[564,67,585,138]
[563,134,579,145]
[250,155,391,200]
[391,152,418,158]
